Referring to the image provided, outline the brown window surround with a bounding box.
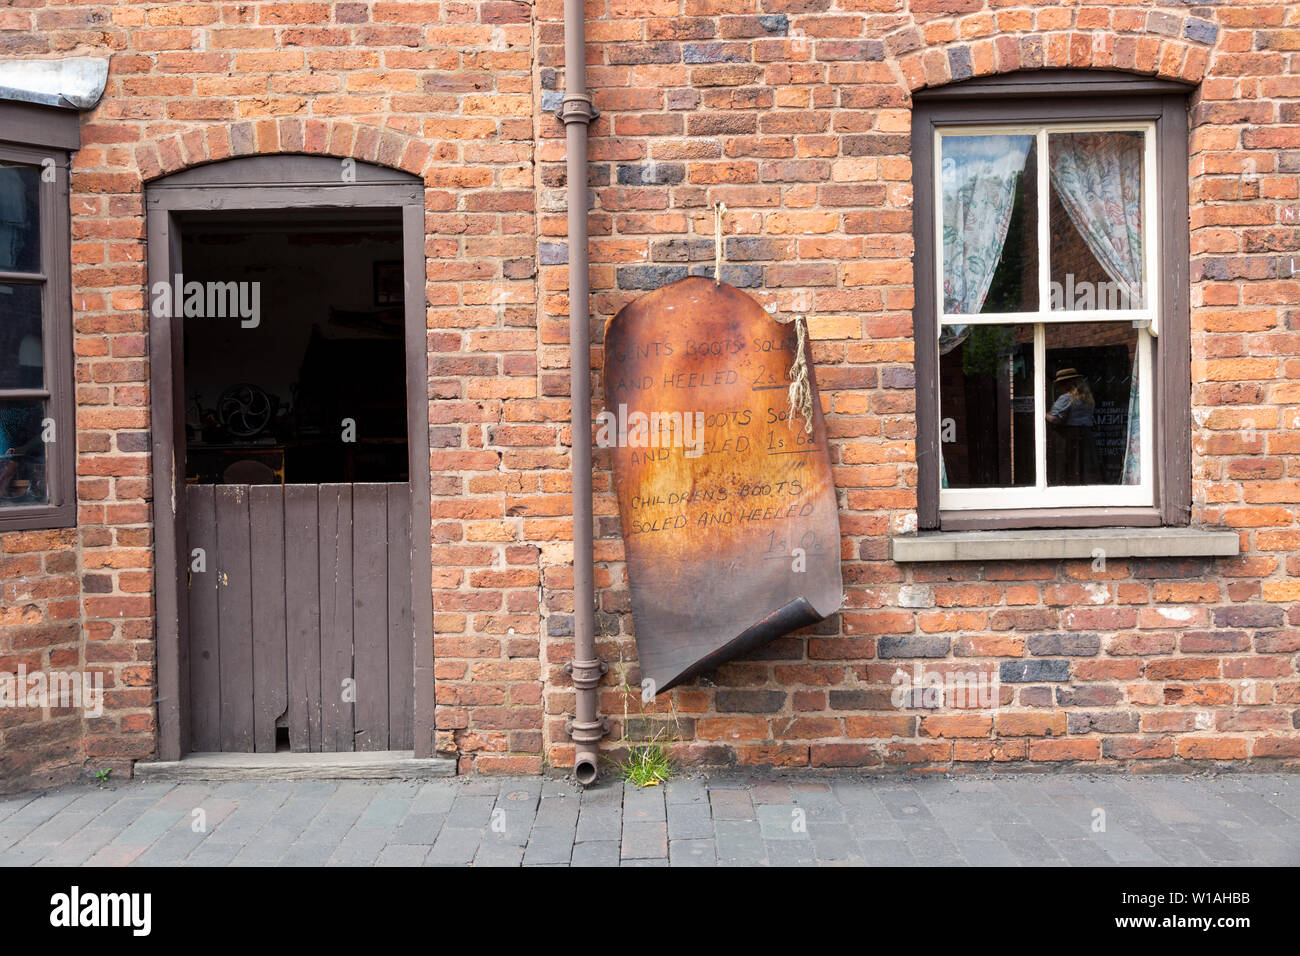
[910,71,1193,532]
[0,101,79,532]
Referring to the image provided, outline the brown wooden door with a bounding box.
[185,482,414,753]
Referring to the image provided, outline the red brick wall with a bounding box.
[0,530,82,793]
[536,0,1300,773]
[0,0,1296,786]
[2,0,545,779]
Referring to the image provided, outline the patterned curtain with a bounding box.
[941,134,1033,315]
[939,136,1032,490]
[1048,131,1144,308]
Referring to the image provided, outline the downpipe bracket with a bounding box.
[556,92,599,125]
[565,659,611,746]
[565,657,608,691]
[565,716,612,742]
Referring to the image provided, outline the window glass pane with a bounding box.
[939,323,1035,488]
[0,163,40,274]
[941,134,1037,315]
[0,283,43,389]
[0,399,49,507]
[1045,322,1140,486]
[1048,131,1145,310]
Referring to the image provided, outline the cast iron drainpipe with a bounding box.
[559,0,608,786]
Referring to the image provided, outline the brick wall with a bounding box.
[0,0,1296,787]
[0,530,82,793]
[2,0,545,780]
[536,0,1300,773]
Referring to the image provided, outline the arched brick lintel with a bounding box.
[133,118,434,185]
[889,7,1215,93]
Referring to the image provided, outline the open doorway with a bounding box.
[147,156,434,761]
[181,210,408,487]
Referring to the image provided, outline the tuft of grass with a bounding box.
[618,737,673,788]
[607,652,681,787]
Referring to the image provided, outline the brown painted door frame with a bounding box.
[145,155,434,760]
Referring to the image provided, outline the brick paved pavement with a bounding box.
[1,772,1296,867]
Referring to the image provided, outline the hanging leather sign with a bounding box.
[602,276,843,695]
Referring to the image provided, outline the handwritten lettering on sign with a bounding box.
[602,277,843,695]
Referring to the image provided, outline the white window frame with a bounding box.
[934,120,1157,512]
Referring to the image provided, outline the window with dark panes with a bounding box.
[0,137,74,530]
[911,73,1191,530]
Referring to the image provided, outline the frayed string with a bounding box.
[778,313,814,436]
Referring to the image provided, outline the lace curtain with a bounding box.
[939,136,1032,489]
[1050,132,1144,485]
[941,135,1034,316]
[1048,131,1144,308]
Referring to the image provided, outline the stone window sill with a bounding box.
[890,526,1240,563]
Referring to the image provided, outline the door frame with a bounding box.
[145,155,434,760]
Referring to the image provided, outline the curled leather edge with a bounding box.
[651,593,842,694]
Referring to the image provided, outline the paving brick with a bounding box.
[377,844,431,866]
[179,842,244,867]
[995,824,1067,864]
[669,838,716,866]
[955,839,1020,866]
[409,782,459,815]
[713,820,766,865]
[667,801,713,841]
[570,840,620,867]
[522,826,575,866]
[857,839,916,866]
[327,829,393,866]
[877,787,934,821]
[444,794,497,829]
[620,821,668,860]
[756,803,804,840]
[576,805,622,843]
[664,779,708,805]
[765,840,817,866]
[533,794,580,829]
[708,788,756,821]
[36,826,123,866]
[472,841,523,867]
[357,796,413,829]
[623,785,666,823]
[427,827,485,866]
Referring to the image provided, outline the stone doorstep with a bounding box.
[133,751,457,782]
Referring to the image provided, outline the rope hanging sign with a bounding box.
[711,200,814,436]
[601,220,843,694]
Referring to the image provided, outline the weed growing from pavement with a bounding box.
[618,735,674,789]
[609,653,680,787]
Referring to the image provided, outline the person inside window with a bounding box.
[1046,367,1102,485]
[0,403,42,501]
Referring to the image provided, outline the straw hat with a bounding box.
[1053,367,1083,384]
